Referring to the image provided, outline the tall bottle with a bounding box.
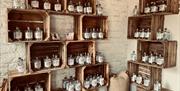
[13,27,22,41]
[54,0,61,11]
[132,5,138,16]
[44,0,51,10]
[87,2,92,14]
[25,27,33,40]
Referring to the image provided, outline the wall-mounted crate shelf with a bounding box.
[27,41,65,72]
[65,40,96,68]
[8,9,50,42]
[76,63,109,91]
[9,72,51,91]
[139,0,179,15]
[127,15,164,40]
[128,61,162,91]
[137,40,177,68]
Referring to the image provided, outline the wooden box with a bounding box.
[76,63,109,91]
[8,9,50,42]
[78,15,108,40]
[9,72,51,91]
[128,61,162,91]
[127,15,164,40]
[27,41,65,72]
[65,40,96,68]
[139,0,179,15]
[27,0,65,12]
[137,40,177,68]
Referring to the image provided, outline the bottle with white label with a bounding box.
[96,52,104,63]
[150,2,158,13]
[144,3,150,13]
[76,2,83,13]
[54,0,61,11]
[34,27,43,40]
[87,2,92,14]
[33,57,41,70]
[154,81,161,91]
[156,54,164,65]
[74,80,81,91]
[140,28,145,39]
[52,55,60,67]
[68,82,75,91]
[68,0,74,12]
[13,27,22,41]
[35,83,44,91]
[83,3,87,14]
[130,51,137,61]
[142,52,148,63]
[75,53,80,64]
[31,0,39,9]
[136,74,142,84]
[91,76,98,87]
[143,76,150,87]
[78,53,85,65]
[84,28,91,40]
[134,28,140,39]
[44,56,52,68]
[148,52,155,64]
[12,0,20,9]
[145,28,150,39]
[68,55,75,66]
[85,53,92,64]
[16,57,25,73]
[91,28,97,39]
[158,0,167,12]
[98,28,104,39]
[25,27,33,40]
[131,73,137,82]
[44,0,51,10]
[156,29,163,40]
[96,4,103,15]
[99,75,105,86]
[24,84,33,91]
[163,28,171,40]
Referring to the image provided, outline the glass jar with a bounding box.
[87,2,92,14]
[44,56,52,68]
[96,4,103,15]
[142,52,148,63]
[35,83,43,91]
[91,28,97,39]
[16,57,25,73]
[33,57,41,70]
[44,0,51,10]
[31,0,39,9]
[34,27,43,40]
[13,27,22,41]
[130,51,137,61]
[98,28,104,39]
[52,55,60,67]
[84,28,91,40]
[68,55,75,66]
[76,1,83,13]
[54,0,61,11]
[25,27,33,40]
[68,0,74,12]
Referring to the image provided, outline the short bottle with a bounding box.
[13,27,22,41]
[76,1,83,13]
[156,29,163,40]
[84,77,90,89]
[54,0,61,11]
[25,27,33,40]
[16,57,25,73]
[44,56,52,68]
[34,27,43,40]
[96,4,103,15]
[85,53,92,64]
[83,28,91,40]
[131,73,137,82]
[144,3,150,13]
[31,0,39,9]
[134,28,140,38]
[99,75,105,86]
[136,74,142,84]
[133,5,138,16]
[140,28,145,39]
[33,57,42,70]
[52,55,60,67]
[12,0,21,9]
[148,52,155,64]
[145,28,150,39]
[87,2,92,14]
[143,76,150,87]
[24,84,33,91]
[156,54,164,65]
[35,83,43,91]
[163,28,171,40]
[98,28,104,39]
[158,0,167,12]
[150,2,158,13]
[96,52,104,63]
[44,0,51,10]
[68,55,75,66]
[74,80,81,91]
[91,76,98,87]
[78,53,85,65]
[154,81,161,91]
[130,51,137,61]
[62,77,68,89]
[91,28,98,39]
[68,0,75,12]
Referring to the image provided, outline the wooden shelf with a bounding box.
[128,61,163,69]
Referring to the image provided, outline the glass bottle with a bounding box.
[63,77,68,89]
[85,53,92,64]
[130,82,137,91]
[91,75,98,87]
[156,29,163,40]
[68,82,74,91]
[158,0,167,12]
[87,2,92,14]
[96,52,104,63]
[84,28,91,40]
[91,28,97,39]
[24,84,33,91]
[78,53,85,65]
[54,0,61,11]
[25,27,33,40]
[31,0,39,9]
[84,77,90,89]
[144,3,150,14]
[75,53,80,64]
[35,83,43,91]
[52,55,60,67]
[142,52,148,63]
[148,52,155,64]
[68,55,75,66]
[150,2,158,13]
[19,0,26,9]
[130,51,137,61]
[44,56,52,68]
[12,0,20,9]
[34,27,43,40]
[98,28,104,39]
[131,73,137,82]
[156,54,164,65]
[74,80,81,91]
[143,76,150,87]
[33,57,41,70]
[136,74,142,84]
[140,28,145,39]
[16,57,25,73]
[99,75,105,86]
[13,27,22,41]
[83,3,87,14]
[134,28,140,38]
[76,1,83,13]
[96,4,103,15]
[154,81,161,91]
[145,28,150,39]
[44,0,51,10]
[132,5,138,16]
[163,28,171,40]
[68,0,74,12]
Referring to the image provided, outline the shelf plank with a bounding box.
[8,20,44,23]
[128,61,163,69]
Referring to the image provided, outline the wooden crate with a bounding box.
[78,15,108,40]
[128,61,162,91]
[27,0,65,12]
[8,9,50,42]
[8,72,51,91]
[76,63,109,91]
[27,41,65,72]
[137,40,177,68]
[127,15,164,40]
[65,40,96,68]
[139,0,179,15]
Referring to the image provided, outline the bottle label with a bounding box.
[68,5,74,12]
[31,1,39,8]
[25,32,33,40]
[44,2,51,10]
[52,59,60,67]
[55,4,61,11]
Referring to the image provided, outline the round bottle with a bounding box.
[91,28,97,39]
[33,57,41,70]
[44,56,52,68]
[13,27,22,41]
[16,57,25,73]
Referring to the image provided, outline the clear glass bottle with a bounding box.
[136,74,142,84]
[24,84,33,91]
[33,57,41,70]
[154,81,161,91]
[130,51,137,62]
[156,29,163,40]
[13,27,22,41]
[144,3,150,14]
[87,2,92,14]
[143,76,150,87]
[150,2,158,13]
[12,0,20,9]
[158,0,167,12]
[68,0,74,12]
[91,75,98,87]
[156,54,164,65]
[52,55,60,67]
[96,52,104,63]
[145,28,150,39]
[131,73,137,82]
[134,28,140,38]
[31,0,39,9]
[44,0,51,10]
[74,80,81,91]
[99,75,105,86]
[78,53,85,65]
[142,52,148,63]
[84,77,90,89]
[83,3,87,14]
[44,56,52,68]
[96,4,103,15]
[16,57,25,73]
[35,83,43,91]
[132,5,138,16]
[84,28,91,40]
[148,52,155,64]
[68,82,75,91]
[91,28,97,39]
[85,53,92,64]
[54,0,61,11]
[68,55,75,66]
[130,82,137,91]
[76,1,83,13]
[98,28,104,39]
[63,77,68,89]
[75,53,80,64]
[34,27,43,40]
[25,27,33,40]
[163,28,171,40]
[19,0,26,9]
[140,28,145,39]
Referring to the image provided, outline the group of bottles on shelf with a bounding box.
[144,0,167,14]
[130,51,165,66]
[32,55,61,71]
[134,28,151,39]
[13,82,44,91]
[13,27,43,41]
[84,73,105,89]
[62,76,81,91]
[83,28,104,40]
[156,28,171,40]
[130,73,161,91]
